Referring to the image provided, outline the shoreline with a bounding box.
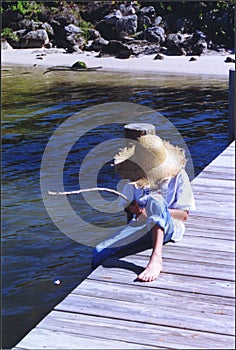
[2,47,235,77]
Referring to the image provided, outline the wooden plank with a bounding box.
[88,266,235,298]
[193,192,235,202]
[72,279,235,311]
[167,235,235,253]
[193,193,235,204]
[106,254,235,281]
[185,216,234,230]
[194,194,235,208]
[197,170,234,180]
[191,184,235,195]
[192,179,234,189]
[14,327,157,349]
[54,294,235,336]
[184,226,235,240]
[143,245,235,265]
[191,207,235,216]
[189,210,234,220]
[34,310,235,350]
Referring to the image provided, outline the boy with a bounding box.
[92,134,195,282]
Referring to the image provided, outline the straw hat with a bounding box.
[114,134,186,188]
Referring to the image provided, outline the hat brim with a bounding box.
[114,137,186,186]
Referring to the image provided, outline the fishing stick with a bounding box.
[48,187,129,202]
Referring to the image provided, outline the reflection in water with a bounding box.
[2,66,229,347]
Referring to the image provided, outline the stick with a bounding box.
[48,187,129,202]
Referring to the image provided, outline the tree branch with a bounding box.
[48,187,129,202]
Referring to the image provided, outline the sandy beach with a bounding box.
[2,47,235,77]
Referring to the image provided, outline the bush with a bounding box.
[1,27,19,42]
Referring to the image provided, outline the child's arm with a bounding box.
[169,208,189,221]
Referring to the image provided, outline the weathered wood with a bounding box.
[124,123,156,140]
[193,192,235,203]
[143,245,235,265]
[13,142,235,350]
[13,327,157,349]
[33,311,234,350]
[192,177,234,188]
[197,169,235,180]
[191,184,235,195]
[185,227,235,240]
[54,294,234,336]
[73,279,235,310]
[167,235,235,253]
[104,254,235,280]
[88,266,234,298]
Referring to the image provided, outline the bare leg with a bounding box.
[137,226,164,282]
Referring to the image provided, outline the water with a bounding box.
[2,66,230,348]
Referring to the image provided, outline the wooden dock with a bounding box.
[13,142,235,349]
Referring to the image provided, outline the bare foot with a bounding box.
[137,254,163,282]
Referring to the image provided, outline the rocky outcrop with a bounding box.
[2,1,233,57]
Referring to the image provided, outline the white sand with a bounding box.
[1,47,235,77]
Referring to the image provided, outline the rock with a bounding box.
[97,14,138,40]
[153,16,162,26]
[85,37,109,52]
[138,6,156,22]
[64,24,82,35]
[7,28,49,48]
[192,40,207,55]
[104,11,122,25]
[115,14,138,36]
[100,40,132,58]
[96,20,118,40]
[66,34,85,48]
[88,29,101,40]
[120,2,136,16]
[189,57,197,61]
[164,33,186,55]
[154,53,164,60]
[185,30,208,55]
[41,22,54,38]
[137,6,159,31]
[13,19,35,31]
[126,41,160,56]
[22,29,49,48]
[137,14,152,31]
[116,51,131,59]
[1,39,13,50]
[165,33,184,47]
[44,42,53,49]
[53,13,75,27]
[225,56,235,63]
[80,3,113,23]
[49,19,84,51]
[143,26,165,44]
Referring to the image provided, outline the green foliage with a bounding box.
[3,1,44,18]
[1,27,19,42]
[10,1,30,15]
[71,61,87,69]
[79,19,94,43]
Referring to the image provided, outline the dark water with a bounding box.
[2,66,230,348]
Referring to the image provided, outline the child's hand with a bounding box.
[136,208,147,222]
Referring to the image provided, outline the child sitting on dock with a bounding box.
[92,134,195,282]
